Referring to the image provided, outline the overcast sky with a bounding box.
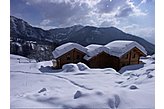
[11,0,155,44]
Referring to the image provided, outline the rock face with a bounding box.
[10,16,54,43]
[10,16,155,61]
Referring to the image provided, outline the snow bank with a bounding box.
[62,62,90,72]
[62,63,79,72]
[118,56,155,90]
[10,54,28,60]
[77,62,90,71]
[119,64,144,74]
[10,54,36,63]
[37,61,53,69]
[11,54,154,109]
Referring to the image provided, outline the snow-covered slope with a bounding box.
[10,55,155,109]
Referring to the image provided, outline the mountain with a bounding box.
[10,16,55,44]
[10,16,155,55]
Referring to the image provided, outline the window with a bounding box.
[67,55,71,60]
[132,54,136,58]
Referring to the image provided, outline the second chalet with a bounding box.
[52,40,147,71]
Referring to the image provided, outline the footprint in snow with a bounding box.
[129,85,138,90]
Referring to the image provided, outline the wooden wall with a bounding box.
[88,52,120,70]
[54,48,86,68]
[88,47,145,71]
[53,47,146,71]
[119,47,143,68]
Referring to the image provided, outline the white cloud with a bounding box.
[122,24,139,30]
[25,2,31,5]
[125,0,147,16]
[32,24,57,30]
[138,0,147,6]
[40,19,51,26]
[11,0,154,43]
[23,0,148,29]
[121,24,155,43]
[131,7,147,16]
[122,24,155,38]
[25,0,100,7]
[95,0,147,17]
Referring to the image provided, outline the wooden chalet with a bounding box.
[52,40,147,71]
[104,40,147,70]
[52,43,87,69]
[83,44,120,70]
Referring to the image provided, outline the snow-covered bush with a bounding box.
[62,64,79,72]
[62,63,90,72]
[102,68,117,73]
[77,62,90,71]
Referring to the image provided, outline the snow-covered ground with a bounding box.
[10,54,155,109]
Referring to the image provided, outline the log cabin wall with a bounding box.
[108,55,120,71]
[55,48,86,68]
[119,47,141,68]
[88,52,111,68]
[53,47,146,70]
[88,52,120,70]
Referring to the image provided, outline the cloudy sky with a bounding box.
[11,0,155,43]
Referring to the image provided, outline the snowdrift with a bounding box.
[10,54,155,109]
[62,62,90,72]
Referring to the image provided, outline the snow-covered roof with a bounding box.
[52,40,147,60]
[84,44,110,60]
[85,44,103,51]
[105,40,147,57]
[84,40,147,60]
[52,42,87,59]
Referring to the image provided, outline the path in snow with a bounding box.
[52,75,93,90]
